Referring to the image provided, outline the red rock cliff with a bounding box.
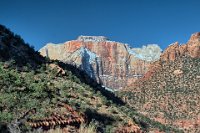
[40,36,160,89]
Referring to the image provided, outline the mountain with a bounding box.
[118,32,200,132]
[39,36,161,90]
[0,25,181,133]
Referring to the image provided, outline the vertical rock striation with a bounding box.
[40,36,161,89]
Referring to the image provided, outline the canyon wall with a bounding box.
[40,36,161,89]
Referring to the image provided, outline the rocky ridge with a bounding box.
[161,32,200,61]
[119,32,200,132]
[137,32,200,82]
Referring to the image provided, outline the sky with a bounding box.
[0,0,200,50]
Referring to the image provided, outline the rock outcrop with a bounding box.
[40,36,161,89]
[161,32,200,61]
[138,32,200,82]
[187,32,200,58]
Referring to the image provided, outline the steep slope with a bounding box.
[118,32,200,132]
[39,36,161,90]
[0,25,181,133]
[0,25,44,68]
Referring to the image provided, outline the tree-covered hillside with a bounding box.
[118,55,200,133]
[0,24,181,133]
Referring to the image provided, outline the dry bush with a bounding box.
[78,123,97,133]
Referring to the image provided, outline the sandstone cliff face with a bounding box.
[40,36,161,89]
[161,32,200,61]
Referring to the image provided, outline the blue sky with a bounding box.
[0,0,200,50]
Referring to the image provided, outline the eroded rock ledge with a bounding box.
[77,35,108,42]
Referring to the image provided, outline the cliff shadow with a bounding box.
[56,60,125,105]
